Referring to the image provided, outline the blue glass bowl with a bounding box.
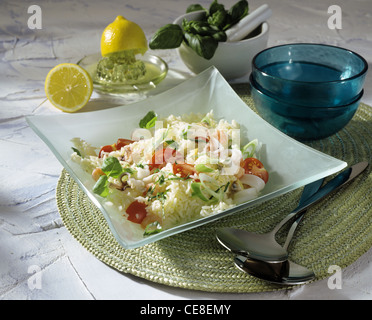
[250,75,363,140]
[252,43,367,107]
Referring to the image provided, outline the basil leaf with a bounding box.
[209,0,225,16]
[184,32,218,60]
[228,0,249,22]
[101,157,123,178]
[183,20,216,36]
[224,0,249,30]
[93,175,109,197]
[186,4,205,13]
[207,8,227,29]
[123,167,135,175]
[211,30,227,42]
[149,24,184,49]
[139,111,157,129]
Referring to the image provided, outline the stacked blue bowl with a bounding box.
[250,43,368,140]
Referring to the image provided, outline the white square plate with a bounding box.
[27,67,347,249]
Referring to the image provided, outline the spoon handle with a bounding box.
[282,178,324,249]
[272,161,369,236]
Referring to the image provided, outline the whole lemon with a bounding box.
[101,15,148,57]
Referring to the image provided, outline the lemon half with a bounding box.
[101,15,148,57]
[45,63,93,113]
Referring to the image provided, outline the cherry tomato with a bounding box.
[98,138,133,158]
[116,138,134,150]
[149,148,184,171]
[98,144,116,158]
[126,200,148,224]
[241,157,269,183]
[173,163,196,178]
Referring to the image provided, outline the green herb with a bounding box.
[164,139,179,150]
[149,191,168,202]
[146,185,155,195]
[149,24,184,50]
[186,4,205,13]
[101,156,123,178]
[93,175,109,197]
[201,115,211,125]
[123,167,136,175]
[225,0,249,30]
[139,111,157,129]
[207,182,230,200]
[184,32,218,60]
[156,174,166,185]
[191,182,210,201]
[71,147,82,157]
[195,164,214,173]
[207,3,227,29]
[209,0,225,15]
[224,181,230,192]
[182,20,218,36]
[143,221,163,236]
[181,126,191,139]
[149,0,249,60]
[92,156,133,197]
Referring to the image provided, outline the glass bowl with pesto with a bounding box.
[77,51,168,94]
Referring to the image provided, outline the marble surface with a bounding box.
[1,0,371,300]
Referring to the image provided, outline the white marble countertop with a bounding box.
[1,0,371,300]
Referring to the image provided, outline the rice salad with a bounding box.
[71,110,269,236]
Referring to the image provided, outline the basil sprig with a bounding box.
[93,157,132,197]
[149,0,249,60]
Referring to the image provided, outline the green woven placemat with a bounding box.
[56,85,372,293]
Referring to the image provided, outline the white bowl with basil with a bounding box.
[173,10,269,80]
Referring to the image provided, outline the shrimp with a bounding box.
[92,167,105,181]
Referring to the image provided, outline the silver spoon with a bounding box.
[221,178,323,285]
[232,178,324,285]
[217,162,369,263]
[234,255,315,285]
[219,162,368,285]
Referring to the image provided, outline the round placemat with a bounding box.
[56,85,372,293]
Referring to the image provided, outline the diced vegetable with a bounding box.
[139,111,157,129]
[241,139,259,159]
[195,164,214,173]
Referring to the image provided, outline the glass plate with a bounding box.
[77,52,168,94]
[26,67,347,249]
